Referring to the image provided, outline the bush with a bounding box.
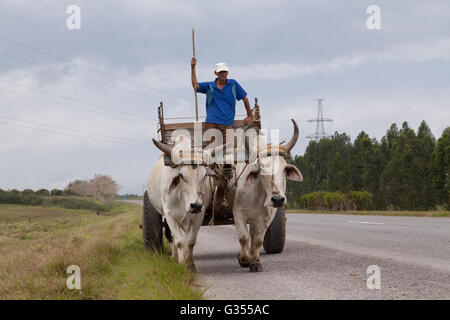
[63,189,76,196]
[50,189,64,196]
[22,189,34,195]
[300,190,373,211]
[300,192,325,210]
[0,190,43,206]
[0,191,107,212]
[351,191,373,210]
[36,189,50,196]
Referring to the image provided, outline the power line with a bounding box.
[0,49,181,103]
[0,120,151,148]
[0,35,192,102]
[0,86,157,125]
[0,77,155,123]
[0,114,150,145]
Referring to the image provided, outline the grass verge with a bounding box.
[286,209,450,217]
[0,202,203,300]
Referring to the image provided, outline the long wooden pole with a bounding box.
[192,28,199,122]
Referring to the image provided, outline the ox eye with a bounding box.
[179,173,185,181]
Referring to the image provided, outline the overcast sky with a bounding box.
[0,0,449,194]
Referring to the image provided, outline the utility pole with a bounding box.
[306,98,333,141]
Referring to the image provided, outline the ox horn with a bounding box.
[284,119,299,154]
[152,138,173,156]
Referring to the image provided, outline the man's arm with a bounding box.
[234,81,252,125]
[242,96,253,125]
[191,58,199,90]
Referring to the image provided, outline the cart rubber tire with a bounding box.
[142,190,163,251]
[263,207,286,254]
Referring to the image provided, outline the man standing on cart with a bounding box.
[191,58,253,146]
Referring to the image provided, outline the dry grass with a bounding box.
[0,203,203,300]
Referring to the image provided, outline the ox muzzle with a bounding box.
[271,194,285,208]
[189,202,203,214]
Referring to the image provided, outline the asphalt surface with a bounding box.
[126,201,450,299]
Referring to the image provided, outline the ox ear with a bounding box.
[285,164,303,182]
[168,175,181,194]
[245,168,260,185]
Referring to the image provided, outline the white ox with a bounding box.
[147,135,215,270]
[232,119,303,272]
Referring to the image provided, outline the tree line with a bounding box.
[1,175,119,205]
[287,121,449,211]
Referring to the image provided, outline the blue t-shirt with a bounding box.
[197,79,247,126]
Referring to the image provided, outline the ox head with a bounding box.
[152,135,216,214]
[166,164,210,214]
[245,119,303,208]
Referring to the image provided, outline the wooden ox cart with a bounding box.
[142,99,286,254]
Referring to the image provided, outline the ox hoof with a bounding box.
[237,254,250,268]
[249,263,263,272]
[186,263,197,272]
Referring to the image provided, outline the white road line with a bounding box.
[347,221,384,225]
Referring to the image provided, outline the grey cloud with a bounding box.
[1,0,449,193]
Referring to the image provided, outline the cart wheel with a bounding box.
[142,190,163,251]
[263,207,286,254]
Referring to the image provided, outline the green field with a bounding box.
[0,202,203,300]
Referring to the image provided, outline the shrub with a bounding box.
[330,192,345,210]
[36,189,50,196]
[50,189,64,196]
[351,191,373,210]
[0,191,107,212]
[63,189,76,196]
[300,192,326,210]
[435,204,448,211]
[300,190,373,211]
[0,190,43,206]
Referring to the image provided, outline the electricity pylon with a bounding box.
[306,98,332,141]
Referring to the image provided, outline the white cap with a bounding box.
[214,62,230,73]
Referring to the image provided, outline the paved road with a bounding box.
[127,201,450,299]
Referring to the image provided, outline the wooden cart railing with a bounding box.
[157,98,262,166]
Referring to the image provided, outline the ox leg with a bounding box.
[248,223,265,272]
[164,215,186,263]
[234,217,251,268]
[183,214,204,272]
[171,241,178,259]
